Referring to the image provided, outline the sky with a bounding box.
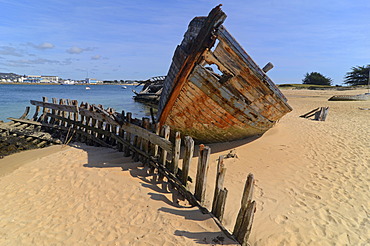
[0,0,369,85]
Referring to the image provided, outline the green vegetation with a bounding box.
[278,84,336,89]
[302,72,332,86]
[344,65,370,86]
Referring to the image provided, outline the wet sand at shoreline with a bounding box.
[0,89,369,245]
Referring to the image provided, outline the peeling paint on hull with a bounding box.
[157,6,292,143]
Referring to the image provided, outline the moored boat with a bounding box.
[156,5,292,143]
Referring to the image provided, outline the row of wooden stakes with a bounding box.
[11,97,257,246]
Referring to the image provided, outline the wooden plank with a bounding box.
[30,100,79,113]
[161,125,171,166]
[158,5,227,125]
[39,97,49,123]
[49,98,58,124]
[195,145,211,206]
[30,100,172,152]
[233,173,255,238]
[153,123,160,157]
[142,117,151,164]
[314,107,329,121]
[7,117,111,147]
[32,105,40,121]
[181,136,194,187]
[214,188,228,222]
[20,106,30,119]
[321,107,329,121]
[217,26,288,102]
[299,107,319,118]
[171,131,181,175]
[238,201,256,246]
[121,121,173,155]
[124,112,132,157]
[212,155,226,215]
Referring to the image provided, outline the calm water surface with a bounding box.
[0,84,150,122]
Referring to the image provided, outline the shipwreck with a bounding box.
[132,76,166,106]
[156,5,292,143]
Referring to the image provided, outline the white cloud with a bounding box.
[36,42,55,49]
[67,46,84,54]
[66,46,95,54]
[0,46,23,57]
[91,55,101,60]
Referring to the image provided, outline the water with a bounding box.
[0,84,151,122]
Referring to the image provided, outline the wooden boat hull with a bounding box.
[157,6,292,143]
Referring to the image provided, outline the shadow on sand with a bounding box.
[80,144,237,244]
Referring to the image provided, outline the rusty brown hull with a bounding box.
[157,6,292,143]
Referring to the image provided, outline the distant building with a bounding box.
[23,75,42,83]
[41,76,59,83]
[85,78,102,84]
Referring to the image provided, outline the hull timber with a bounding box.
[157,5,292,143]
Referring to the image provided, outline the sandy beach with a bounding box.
[0,89,369,245]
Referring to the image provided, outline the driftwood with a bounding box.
[300,107,329,121]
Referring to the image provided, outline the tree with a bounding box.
[344,65,370,86]
[302,72,332,86]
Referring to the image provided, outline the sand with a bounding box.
[0,89,369,245]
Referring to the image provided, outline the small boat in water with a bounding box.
[156,5,292,143]
[86,86,91,90]
[122,86,127,89]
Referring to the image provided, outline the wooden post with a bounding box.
[124,112,132,157]
[214,188,228,222]
[72,100,80,142]
[152,123,161,157]
[262,62,274,73]
[85,103,93,145]
[160,125,171,167]
[314,107,329,121]
[96,105,104,142]
[233,173,256,245]
[39,97,49,123]
[238,201,256,246]
[107,108,116,146]
[20,106,30,119]
[212,155,227,221]
[322,107,329,121]
[195,145,211,206]
[171,132,181,175]
[158,125,170,182]
[32,105,40,121]
[79,102,87,143]
[133,135,139,162]
[181,136,194,187]
[65,99,72,127]
[50,98,58,125]
[142,117,150,164]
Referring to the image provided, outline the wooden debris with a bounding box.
[300,107,329,121]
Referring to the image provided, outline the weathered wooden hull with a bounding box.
[157,6,292,143]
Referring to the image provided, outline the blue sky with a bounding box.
[0,0,369,84]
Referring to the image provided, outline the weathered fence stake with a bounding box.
[181,136,194,187]
[124,112,132,157]
[172,131,181,175]
[233,173,256,245]
[212,155,227,222]
[195,144,211,206]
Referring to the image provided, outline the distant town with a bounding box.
[0,72,141,85]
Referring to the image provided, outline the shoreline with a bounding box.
[0,82,140,86]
